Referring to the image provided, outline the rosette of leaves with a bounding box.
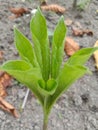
[0,8,97,130]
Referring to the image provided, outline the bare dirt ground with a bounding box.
[0,0,98,130]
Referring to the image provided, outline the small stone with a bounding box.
[73,95,83,106]
[18,89,26,99]
[51,119,57,127]
[89,105,98,112]
[0,111,6,120]
[88,116,97,128]
[14,18,21,24]
[81,93,89,103]
[34,125,40,130]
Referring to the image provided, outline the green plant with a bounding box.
[77,0,91,10]
[0,8,97,130]
[73,0,91,10]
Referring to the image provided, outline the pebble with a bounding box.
[88,116,97,128]
[18,89,26,99]
[0,111,6,120]
[34,125,40,130]
[81,93,89,103]
[73,95,83,106]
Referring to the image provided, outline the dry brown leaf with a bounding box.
[0,97,18,118]
[0,51,4,60]
[9,7,30,19]
[0,83,7,98]
[65,19,73,26]
[41,4,65,13]
[72,28,84,36]
[9,7,29,15]
[64,37,80,56]
[94,40,98,69]
[0,72,12,88]
[83,29,93,36]
[0,71,12,97]
[0,72,18,117]
[73,21,82,29]
[8,15,19,20]
[72,27,93,37]
[0,72,18,118]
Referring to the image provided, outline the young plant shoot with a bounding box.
[0,8,97,130]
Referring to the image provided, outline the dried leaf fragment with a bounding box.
[64,37,80,56]
[94,40,98,69]
[72,28,84,36]
[65,19,73,26]
[9,15,19,20]
[0,83,7,97]
[72,27,93,37]
[9,7,30,19]
[0,71,12,97]
[41,4,65,13]
[0,72,12,88]
[9,7,29,15]
[0,51,4,60]
[0,97,18,118]
[83,29,93,36]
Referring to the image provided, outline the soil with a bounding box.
[0,0,98,130]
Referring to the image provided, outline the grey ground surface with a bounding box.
[0,0,98,130]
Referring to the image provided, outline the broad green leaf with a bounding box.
[51,16,67,79]
[46,64,88,112]
[30,8,50,81]
[67,47,98,65]
[14,28,38,67]
[0,60,44,105]
[31,34,42,70]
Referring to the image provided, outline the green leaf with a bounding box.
[67,47,98,65]
[38,79,46,89]
[46,79,57,92]
[31,34,42,70]
[46,64,88,112]
[14,28,38,67]
[0,60,44,105]
[30,8,50,81]
[51,16,67,79]
[38,79,57,96]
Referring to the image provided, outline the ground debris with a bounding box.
[64,37,80,56]
[9,7,30,19]
[0,72,18,117]
[72,27,93,37]
[65,19,73,26]
[41,4,65,13]
[0,72,12,89]
[93,40,98,69]
[0,97,18,118]
[0,72,12,97]
[0,51,4,60]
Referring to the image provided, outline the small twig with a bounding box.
[21,88,30,110]
[73,0,77,8]
[40,0,47,5]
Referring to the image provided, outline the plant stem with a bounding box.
[43,111,48,130]
[73,0,77,8]
[43,96,49,130]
